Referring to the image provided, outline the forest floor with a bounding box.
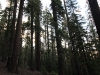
[0,60,42,75]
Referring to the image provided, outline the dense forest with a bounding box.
[0,0,100,75]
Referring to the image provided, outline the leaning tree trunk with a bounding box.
[88,0,100,39]
[9,0,24,73]
[51,0,64,75]
[63,0,81,75]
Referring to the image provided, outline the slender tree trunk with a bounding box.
[88,0,100,39]
[9,0,24,73]
[51,1,64,75]
[47,18,49,56]
[45,20,47,50]
[35,12,41,71]
[18,34,23,67]
[6,0,17,68]
[51,26,54,61]
[63,0,81,75]
[30,6,34,71]
[46,14,51,72]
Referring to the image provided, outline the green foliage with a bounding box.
[0,0,100,75]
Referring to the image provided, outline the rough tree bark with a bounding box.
[6,0,17,68]
[9,0,25,73]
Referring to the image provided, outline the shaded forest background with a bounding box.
[0,0,100,75]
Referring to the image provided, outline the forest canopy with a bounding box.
[0,0,100,75]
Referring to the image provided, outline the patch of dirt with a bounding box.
[0,61,42,75]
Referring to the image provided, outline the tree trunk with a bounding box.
[51,1,64,75]
[47,18,49,56]
[88,0,100,39]
[63,0,81,75]
[46,12,51,72]
[35,12,41,71]
[30,6,34,71]
[6,0,17,68]
[45,18,47,51]
[51,26,54,61]
[9,0,24,73]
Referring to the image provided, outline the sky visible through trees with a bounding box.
[0,0,88,26]
[0,0,100,75]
